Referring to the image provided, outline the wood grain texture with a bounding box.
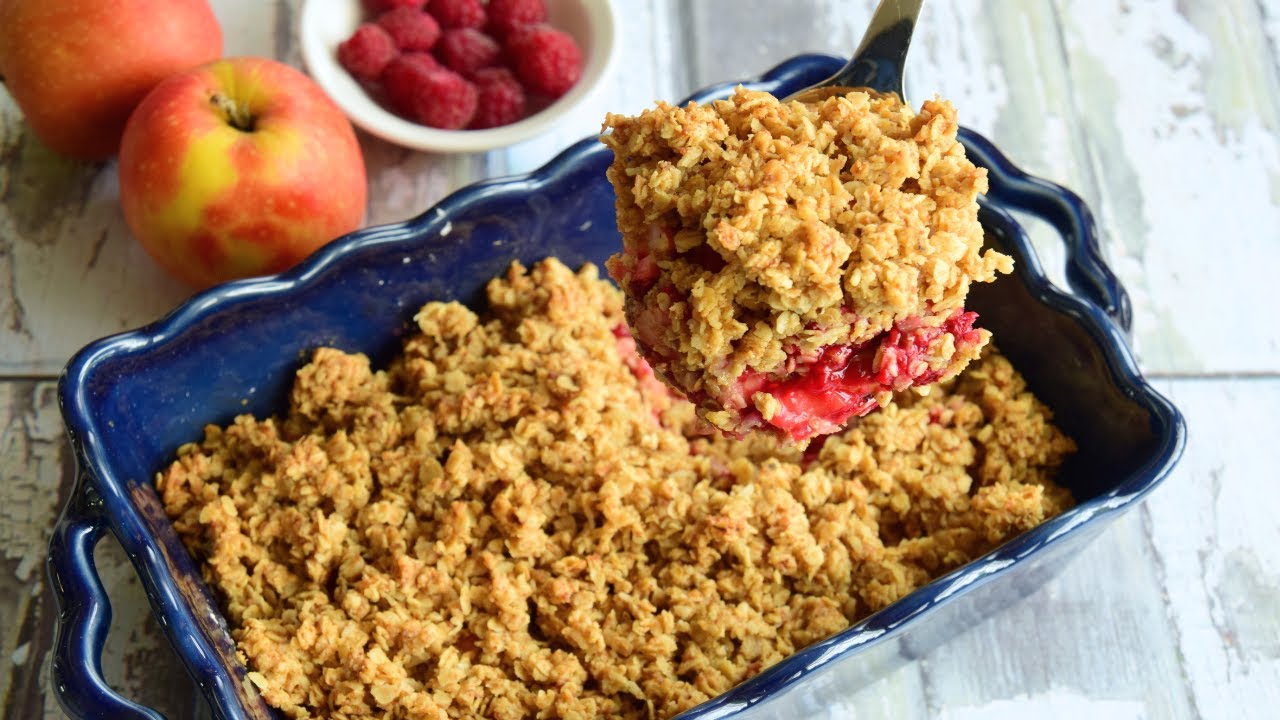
[0,381,66,720]
[2,0,1278,718]
[1049,0,1280,376]
[1142,379,1280,718]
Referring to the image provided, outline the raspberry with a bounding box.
[377,7,441,51]
[382,57,477,129]
[427,0,485,29]
[469,67,526,129]
[337,24,399,81]
[486,0,547,36]
[364,0,424,11]
[436,28,501,78]
[505,24,582,98]
[384,50,441,76]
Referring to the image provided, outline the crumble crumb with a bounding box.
[158,258,1072,720]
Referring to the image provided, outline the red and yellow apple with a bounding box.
[118,57,368,289]
[0,0,222,161]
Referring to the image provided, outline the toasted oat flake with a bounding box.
[602,88,1014,441]
[157,259,1072,720]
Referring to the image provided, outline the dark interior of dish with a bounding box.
[968,208,1157,501]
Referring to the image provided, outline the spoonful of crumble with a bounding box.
[601,0,1012,443]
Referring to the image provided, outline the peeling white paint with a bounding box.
[1145,380,1280,716]
[0,383,62,572]
[10,642,29,667]
[1061,0,1280,373]
[937,691,1145,720]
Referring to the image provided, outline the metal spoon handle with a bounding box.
[790,0,923,102]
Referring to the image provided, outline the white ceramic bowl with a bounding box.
[299,0,617,153]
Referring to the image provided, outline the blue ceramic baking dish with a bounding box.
[50,54,1185,720]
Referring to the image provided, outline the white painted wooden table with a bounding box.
[3,1,1278,718]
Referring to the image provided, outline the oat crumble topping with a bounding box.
[158,259,1072,720]
[602,88,1013,440]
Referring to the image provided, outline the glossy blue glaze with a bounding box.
[51,54,1185,720]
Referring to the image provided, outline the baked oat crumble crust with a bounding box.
[158,259,1073,720]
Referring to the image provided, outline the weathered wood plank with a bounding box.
[1051,0,1280,375]
[0,381,66,720]
[914,510,1195,718]
[0,125,191,376]
[1143,378,1280,718]
[0,381,195,719]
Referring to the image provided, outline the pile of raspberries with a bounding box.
[338,0,584,130]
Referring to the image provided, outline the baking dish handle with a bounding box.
[960,128,1134,333]
[47,472,167,720]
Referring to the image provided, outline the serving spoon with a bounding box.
[786,0,923,104]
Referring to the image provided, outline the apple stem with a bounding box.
[211,93,255,133]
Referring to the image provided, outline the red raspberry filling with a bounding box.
[736,310,982,442]
[612,324,676,423]
[610,223,679,297]
[623,300,983,443]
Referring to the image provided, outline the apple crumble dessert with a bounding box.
[157,259,1073,720]
[602,88,1012,442]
